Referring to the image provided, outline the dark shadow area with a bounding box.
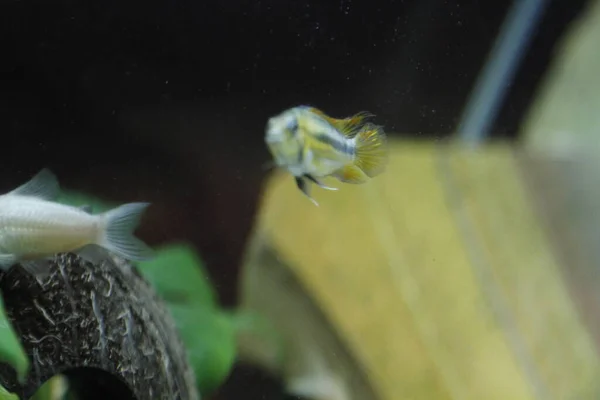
[0,0,591,307]
[215,363,306,400]
[33,368,136,400]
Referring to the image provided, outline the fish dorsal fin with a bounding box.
[8,168,60,200]
[306,107,334,122]
[337,111,375,137]
[308,107,374,137]
[79,204,93,213]
[307,107,347,132]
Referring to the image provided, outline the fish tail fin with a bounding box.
[97,202,154,261]
[353,123,388,177]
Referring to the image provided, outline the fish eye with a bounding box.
[287,118,299,135]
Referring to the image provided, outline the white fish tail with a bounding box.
[97,202,154,261]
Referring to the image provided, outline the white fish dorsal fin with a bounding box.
[78,204,93,213]
[9,168,60,200]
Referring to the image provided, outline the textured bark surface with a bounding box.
[0,248,199,400]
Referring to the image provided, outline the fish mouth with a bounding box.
[264,132,283,144]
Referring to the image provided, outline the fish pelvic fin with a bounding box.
[295,177,319,206]
[0,253,18,271]
[20,259,53,280]
[8,168,60,200]
[352,123,388,177]
[98,202,154,262]
[332,164,369,184]
[304,174,338,191]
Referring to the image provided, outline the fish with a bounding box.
[264,105,388,205]
[0,168,154,276]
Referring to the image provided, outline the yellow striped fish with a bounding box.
[264,105,388,205]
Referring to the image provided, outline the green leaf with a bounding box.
[29,377,51,400]
[136,243,217,307]
[169,305,236,395]
[30,375,69,400]
[136,243,234,394]
[0,384,19,400]
[0,294,28,385]
[134,241,235,394]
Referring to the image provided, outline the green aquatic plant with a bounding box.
[138,241,281,395]
[0,384,19,400]
[0,294,26,399]
[0,295,28,385]
[136,242,238,394]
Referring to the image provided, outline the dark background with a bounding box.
[0,0,588,307]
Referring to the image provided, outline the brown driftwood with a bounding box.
[0,248,199,400]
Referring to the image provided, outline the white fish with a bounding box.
[0,168,154,275]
